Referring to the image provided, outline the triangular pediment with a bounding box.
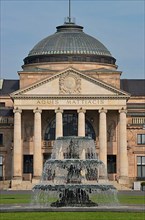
[11,68,130,98]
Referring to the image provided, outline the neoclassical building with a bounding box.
[0,20,145,189]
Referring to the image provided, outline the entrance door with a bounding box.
[23,155,33,174]
[107,155,116,180]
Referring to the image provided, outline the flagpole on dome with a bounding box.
[65,0,75,24]
[68,0,71,23]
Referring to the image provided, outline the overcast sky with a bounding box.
[1,0,144,79]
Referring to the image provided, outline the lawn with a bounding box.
[0,193,144,205]
[118,194,145,205]
[0,194,30,204]
[0,193,144,220]
[0,212,145,220]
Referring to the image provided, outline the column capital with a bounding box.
[77,108,86,114]
[119,108,127,114]
[33,108,42,114]
[13,108,22,114]
[55,108,63,114]
[99,108,107,114]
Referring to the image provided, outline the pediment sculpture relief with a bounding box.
[59,71,81,94]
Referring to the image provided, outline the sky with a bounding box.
[1,0,145,79]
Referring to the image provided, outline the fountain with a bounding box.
[32,136,119,207]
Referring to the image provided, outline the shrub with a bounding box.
[141,182,145,186]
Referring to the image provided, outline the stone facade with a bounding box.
[0,65,145,189]
[0,21,145,189]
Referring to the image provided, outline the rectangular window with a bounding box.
[0,134,3,145]
[43,153,51,165]
[137,156,145,178]
[0,102,5,107]
[23,155,33,174]
[107,155,116,174]
[0,156,3,180]
[137,134,145,145]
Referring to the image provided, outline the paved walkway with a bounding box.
[0,204,144,213]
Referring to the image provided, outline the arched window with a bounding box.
[44,113,96,140]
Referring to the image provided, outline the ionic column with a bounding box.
[13,109,22,179]
[78,108,86,137]
[99,109,107,168]
[55,108,63,139]
[119,109,128,181]
[33,109,42,178]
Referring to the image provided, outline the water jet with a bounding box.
[32,136,119,207]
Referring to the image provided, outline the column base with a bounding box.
[11,178,22,189]
[98,175,108,183]
[98,175,108,184]
[12,176,22,180]
[118,176,129,185]
[32,177,40,184]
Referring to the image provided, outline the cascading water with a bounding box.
[32,136,119,207]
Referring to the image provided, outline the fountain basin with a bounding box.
[32,136,119,207]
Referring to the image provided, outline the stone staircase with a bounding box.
[0,180,35,190]
[0,180,131,190]
[11,181,35,190]
[0,180,11,190]
[109,181,131,190]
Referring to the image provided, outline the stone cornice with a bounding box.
[12,94,129,100]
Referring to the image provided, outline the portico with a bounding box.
[11,68,130,185]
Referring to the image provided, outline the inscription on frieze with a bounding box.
[15,97,126,107]
[36,99,105,105]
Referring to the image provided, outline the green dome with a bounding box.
[24,22,116,65]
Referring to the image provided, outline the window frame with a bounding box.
[137,156,145,179]
[0,133,3,146]
[107,155,117,174]
[23,155,33,174]
[137,134,145,145]
[44,113,96,140]
[0,155,3,180]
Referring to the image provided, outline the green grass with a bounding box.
[0,212,145,220]
[0,193,144,205]
[0,194,31,204]
[118,195,145,204]
[0,194,144,220]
